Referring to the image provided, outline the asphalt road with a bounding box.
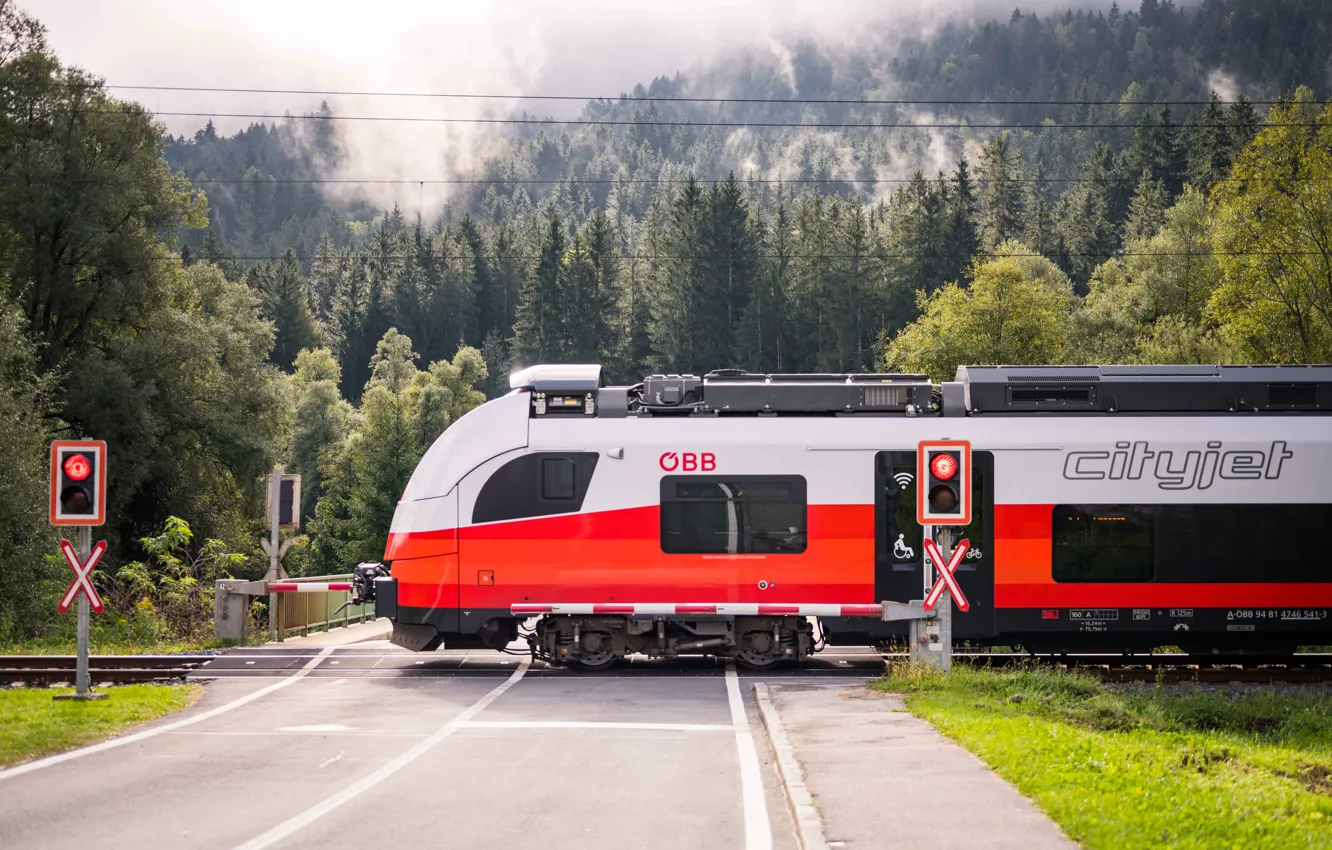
[0,643,888,850]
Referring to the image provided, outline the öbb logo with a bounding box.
[659,451,717,472]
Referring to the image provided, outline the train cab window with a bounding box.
[472,452,599,523]
[660,476,807,554]
[542,457,577,499]
[1052,505,1155,582]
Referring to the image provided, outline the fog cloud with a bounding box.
[22,0,1125,210]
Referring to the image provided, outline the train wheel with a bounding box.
[569,653,619,672]
[735,629,785,671]
[734,654,782,672]
[568,631,619,671]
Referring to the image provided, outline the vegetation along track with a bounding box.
[0,655,213,686]
[883,652,1332,684]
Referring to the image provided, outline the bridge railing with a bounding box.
[272,575,376,640]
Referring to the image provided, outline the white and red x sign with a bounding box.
[922,537,970,613]
[58,539,106,614]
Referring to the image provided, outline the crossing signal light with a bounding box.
[50,440,107,526]
[266,473,302,530]
[918,440,970,525]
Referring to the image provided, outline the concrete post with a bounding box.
[909,526,954,672]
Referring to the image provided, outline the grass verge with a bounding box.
[0,683,202,768]
[874,663,1332,850]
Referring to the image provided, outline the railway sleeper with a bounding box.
[535,615,814,670]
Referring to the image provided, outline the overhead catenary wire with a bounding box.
[69,108,1309,131]
[42,81,1283,107]
[94,175,1332,186]
[166,250,1332,263]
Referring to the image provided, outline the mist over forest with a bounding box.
[2,0,1331,643]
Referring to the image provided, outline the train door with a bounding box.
[874,450,995,639]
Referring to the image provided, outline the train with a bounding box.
[353,363,1332,669]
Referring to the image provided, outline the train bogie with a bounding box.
[533,615,814,670]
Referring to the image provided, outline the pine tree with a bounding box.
[1124,170,1169,243]
[511,214,567,366]
[251,249,319,371]
[650,177,707,372]
[1227,94,1260,157]
[979,137,1026,251]
[943,156,980,284]
[1186,92,1232,188]
[736,203,790,373]
[701,175,758,368]
[562,209,620,364]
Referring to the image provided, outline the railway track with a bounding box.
[0,654,214,685]
[901,651,1332,684]
[3,651,1330,685]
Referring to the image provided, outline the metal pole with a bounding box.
[76,526,91,695]
[266,470,280,641]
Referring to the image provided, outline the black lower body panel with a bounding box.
[390,604,517,652]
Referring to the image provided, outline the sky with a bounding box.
[19,0,1115,210]
[22,0,1109,133]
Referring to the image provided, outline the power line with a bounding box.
[107,109,1311,131]
[175,250,1330,263]
[125,175,1332,185]
[56,82,1280,107]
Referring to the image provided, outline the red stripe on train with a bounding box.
[996,583,1332,608]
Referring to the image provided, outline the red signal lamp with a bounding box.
[64,453,92,481]
[929,452,958,481]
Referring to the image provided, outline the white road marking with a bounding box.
[726,663,774,850]
[318,752,343,769]
[463,721,736,732]
[170,731,428,738]
[0,646,338,783]
[233,658,530,850]
[276,724,353,733]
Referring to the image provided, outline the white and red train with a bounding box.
[359,364,1332,668]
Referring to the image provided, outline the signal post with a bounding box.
[50,440,109,700]
[907,441,972,672]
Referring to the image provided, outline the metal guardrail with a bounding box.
[272,574,375,640]
[214,574,376,642]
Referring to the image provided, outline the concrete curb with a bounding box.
[753,683,829,850]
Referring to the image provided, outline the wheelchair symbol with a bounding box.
[892,534,915,560]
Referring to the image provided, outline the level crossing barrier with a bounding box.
[214,574,375,643]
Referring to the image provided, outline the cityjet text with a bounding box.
[1062,440,1292,490]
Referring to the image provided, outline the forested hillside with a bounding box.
[2,0,1331,644]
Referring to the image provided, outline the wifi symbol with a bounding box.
[893,472,914,489]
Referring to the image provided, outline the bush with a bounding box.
[106,516,245,642]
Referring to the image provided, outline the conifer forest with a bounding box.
[2,0,1331,642]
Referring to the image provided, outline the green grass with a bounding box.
[874,663,1332,850]
[0,683,201,768]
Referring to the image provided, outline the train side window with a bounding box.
[1052,505,1155,582]
[542,458,577,499]
[472,452,599,523]
[660,476,807,555]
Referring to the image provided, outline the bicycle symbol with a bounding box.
[965,549,983,560]
[892,534,915,560]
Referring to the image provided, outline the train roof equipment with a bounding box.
[515,363,1332,419]
[958,364,1332,414]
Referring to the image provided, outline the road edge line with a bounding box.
[233,657,531,850]
[0,646,338,783]
[725,663,774,850]
[754,683,829,850]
